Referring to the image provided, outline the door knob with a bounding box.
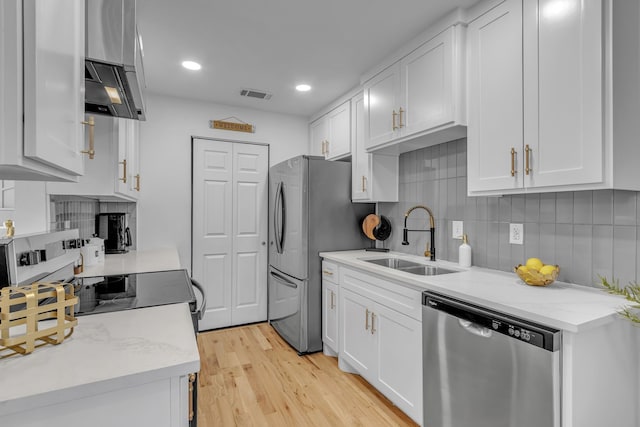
[262,242,266,246]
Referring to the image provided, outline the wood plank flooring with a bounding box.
[196,322,419,426]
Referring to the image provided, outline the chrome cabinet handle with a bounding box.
[365,308,370,330]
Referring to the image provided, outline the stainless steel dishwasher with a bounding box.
[422,292,562,427]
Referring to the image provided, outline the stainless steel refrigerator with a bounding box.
[268,155,373,354]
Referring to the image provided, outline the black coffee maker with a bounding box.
[96,213,132,254]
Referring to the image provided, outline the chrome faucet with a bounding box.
[402,205,436,261]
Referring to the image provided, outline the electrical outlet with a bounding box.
[509,223,524,245]
[452,221,464,239]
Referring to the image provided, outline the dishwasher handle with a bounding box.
[458,319,492,338]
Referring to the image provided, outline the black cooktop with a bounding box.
[74,269,196,316]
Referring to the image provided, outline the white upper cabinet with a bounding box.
[0,0,86,182]
[309,118,327,157]
[364,25,466,153]
[309,100,351,160]
[468,0,640,195]
[351,93,399,203]
[363,64,401,149]
[467,0,524,193]
[522,0,603,189]
[47,117,140,201]
[400,27,457,136]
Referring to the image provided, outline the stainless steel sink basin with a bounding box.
[363,258,457,276]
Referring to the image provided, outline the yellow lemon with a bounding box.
[539,265,557,276]
[516,265,529,275]
[525,257,544,271]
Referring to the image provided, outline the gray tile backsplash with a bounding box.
[49,196,137,249]
[378,138,640,288]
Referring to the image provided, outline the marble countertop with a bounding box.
[75,247,181,278]
[0,303,199,417]
[320,250,628,333]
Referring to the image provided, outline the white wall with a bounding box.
[137,92,309,270]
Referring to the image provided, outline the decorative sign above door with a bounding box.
[210,117,255,133]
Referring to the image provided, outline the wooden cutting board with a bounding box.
[362,214,380,240]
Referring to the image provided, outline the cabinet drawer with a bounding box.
[340,267,421,321]
[322,261,338,283]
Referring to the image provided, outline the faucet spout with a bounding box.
[402,205,436,261]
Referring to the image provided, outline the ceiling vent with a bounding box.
[240,88,272,100]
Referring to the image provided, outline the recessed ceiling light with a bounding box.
[182,60,202,71]
[296,84,311,92]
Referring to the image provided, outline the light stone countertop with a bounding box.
[320,250,628,333]
[0,303,200,417]
[75,247,182,278]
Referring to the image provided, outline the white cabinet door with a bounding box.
[467,0,524,193]
[309,118,327,157]
[322,280,339,354]
[523,0,603,189]
[364,63,401,150]
[351,93,371,201]
[325,101,351,160]
[193,140,234,330]
[115,120,131,197]
[127,119,141,195]
[23,0,85,176]
[374,301,422,423]
[340,288,376,382]
[231,143,269,326]
[400,26,454,136]
[351,93,399,202]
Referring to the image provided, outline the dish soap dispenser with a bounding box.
[459,234,471,268]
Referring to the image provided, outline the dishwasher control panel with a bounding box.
[423,292,561,352]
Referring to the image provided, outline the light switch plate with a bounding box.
[509,223,524,245]
[452,221,464,239]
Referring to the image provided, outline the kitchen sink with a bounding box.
[363,258,457,276]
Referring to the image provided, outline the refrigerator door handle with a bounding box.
[270,270,298,289]
[274,181,283,254]
[279,181,286,253]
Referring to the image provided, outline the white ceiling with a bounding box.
[137,0,480,118]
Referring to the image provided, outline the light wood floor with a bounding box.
[196,322,419,426]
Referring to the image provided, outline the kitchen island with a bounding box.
[0,303,199,427]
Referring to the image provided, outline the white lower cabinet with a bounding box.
[338,266,423,425]
[0,374,195,427]
[322,261,339,356]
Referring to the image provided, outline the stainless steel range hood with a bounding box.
[85,0,146,120]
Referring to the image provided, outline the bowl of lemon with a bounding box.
[514,258,559,286]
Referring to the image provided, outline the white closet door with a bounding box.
[193,139,268,331]
[193,139,233,330]
[231,143,269,325]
